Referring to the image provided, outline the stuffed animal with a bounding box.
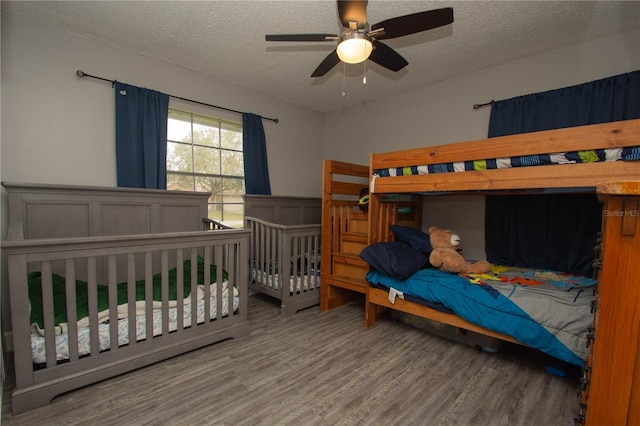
[428,226,491,274]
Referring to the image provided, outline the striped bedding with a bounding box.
[373,147,640,178]
[31,286,239,364]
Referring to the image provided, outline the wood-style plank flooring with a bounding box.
[2,294,581,425]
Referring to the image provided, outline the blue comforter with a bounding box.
[366,269,595,366]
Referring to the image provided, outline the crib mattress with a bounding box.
[373,146,639,178]
[31,284,239,364]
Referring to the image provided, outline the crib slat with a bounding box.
[161,250,169,336]
[203,245,212,322]
[41,261,57,369]
[64,259,79,361]
[107,255,119,351]
[176,249,184,331]
[277,227,285,293]
[145,252,153,343]
[214,245,223,321]
[190,248,198,328]
[127,253,137,347]
[227,243,235,319]
[87,257,100,356]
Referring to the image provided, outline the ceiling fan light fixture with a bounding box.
[336,32,373,64]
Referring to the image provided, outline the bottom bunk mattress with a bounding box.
[28,257,239,364]
[366,265,596,366]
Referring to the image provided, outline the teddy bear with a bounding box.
[428,226,491,274]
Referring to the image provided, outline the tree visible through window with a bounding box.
[167,109,244,227]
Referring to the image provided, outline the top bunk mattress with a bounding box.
[373,146,640,178]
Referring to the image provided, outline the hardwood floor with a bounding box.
[2,294,580,425]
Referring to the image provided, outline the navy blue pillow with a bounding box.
[390,224,433,254]
[359,241,428,280]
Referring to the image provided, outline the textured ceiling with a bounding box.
[4,1,640,113]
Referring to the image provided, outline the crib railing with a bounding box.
[246,216,322,315]
[3,228,250,413]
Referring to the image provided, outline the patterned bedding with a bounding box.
[31,285,239,364]
[373,146,640,178]
[251,269,320,293]
[366,265,597,366]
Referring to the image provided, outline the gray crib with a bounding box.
[1,182,250,414]
[244,195,322,317]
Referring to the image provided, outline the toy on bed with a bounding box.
[427,226,491,274]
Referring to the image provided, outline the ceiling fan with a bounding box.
[265,0,454,77]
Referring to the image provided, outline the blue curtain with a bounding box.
[485,70,640,275]
[115,82,170,189]
[242,113,271,195]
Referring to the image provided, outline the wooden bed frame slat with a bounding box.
[371,160,640,193]
[365,286,522,346]
[370,119,640,169]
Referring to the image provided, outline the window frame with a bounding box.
[166,108,245,227]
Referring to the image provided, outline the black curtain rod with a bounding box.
[76,70,279,123]
[473,100,494,110]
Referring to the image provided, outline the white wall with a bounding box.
[324,28,640,260]
[0,14,325,346]
[0,15,325,197]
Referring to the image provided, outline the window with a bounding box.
[167,109,244,227]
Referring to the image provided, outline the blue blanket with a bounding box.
[366,269,594,366]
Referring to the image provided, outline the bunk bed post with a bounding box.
[368,154,381,245]
[320,159,334,311]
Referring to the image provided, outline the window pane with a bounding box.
[167,142,193,172]
[222,177,245,197]
[167,173,194,191]
[221,149,244,176]
[193,116,220,147]
[195,176,222,203]
[222,203,244,228]
[168,116,192,143]
[208,204,222,221]
[221,122,242,150]
[168,109,244,223]
[194,146,220,174]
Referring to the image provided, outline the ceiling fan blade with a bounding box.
[337,0,368,29]
[371,7,453,40]
[265,34,338,42]
[311,50,341,77]
[369,40,408,72]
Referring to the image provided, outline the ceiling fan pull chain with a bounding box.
[363,59,367,85]
[342,62,347,97]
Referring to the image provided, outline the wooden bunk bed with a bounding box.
[364,119,639,330]
[321,119,640,424]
